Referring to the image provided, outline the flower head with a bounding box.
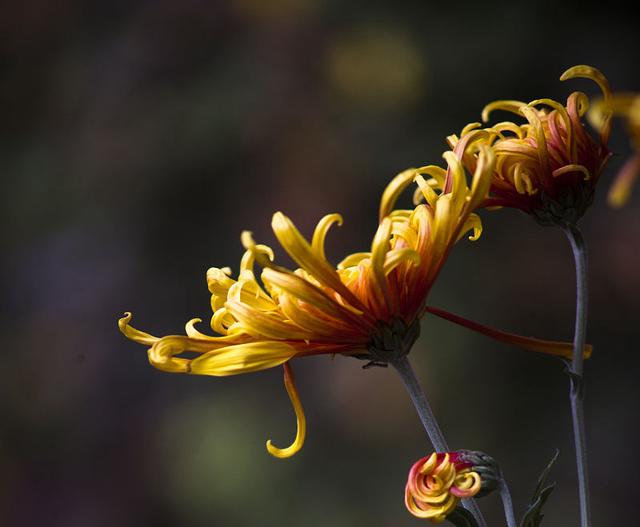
[448,65,612,225]
[405,452,483,522]
[589,93,640,207]
[119,143,585,458]
[120,145,492,456]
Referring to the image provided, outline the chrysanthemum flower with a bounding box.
[119,145,585,458]
[405,452,483,522]
[447,65,612,225]
[589,93,640,207]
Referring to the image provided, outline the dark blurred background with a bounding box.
[2,1,639,526]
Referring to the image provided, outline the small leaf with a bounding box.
[447,506,480,527]
[519,450,560,527]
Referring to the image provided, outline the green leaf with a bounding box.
[519,450,560,527]
[447,506,480,527]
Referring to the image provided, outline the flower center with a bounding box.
[365,317,421,365]
[532,186,595,227]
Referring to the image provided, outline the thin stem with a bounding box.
[498,471,517,527]
[392,355,487,527]
[563,224,591,527]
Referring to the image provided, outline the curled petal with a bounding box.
[458,213,482,242]
[311,213,343,262]
[561,65,611,102]
[482,100,528,122]
[118,312,158,346]
[240,231,275,269]
[451,471,482,498]
[185,318,208,338]
[561,65,612,144]
[148,335,217,373]
[206,267,235,296]
[266,362,306,458]
[492,121,527,139]
[552,164,591,180]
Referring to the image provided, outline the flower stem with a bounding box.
[498,470,517,527]
[563,224,591,527]
[391,355,487,527]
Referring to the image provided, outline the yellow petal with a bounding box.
[414,174,439,207]
[337,252,371,269]
[466,144,495,213]
[442,150,466,199]
[383,247,421,274]
[225,299,312,340]
[266,362,307,458]
[228,275,277,310]
[262,267,365,322]
[608,153,640,207]
[276,293,350,336]
[190,341,297,376]
[379,168,419,220]
[271,212,365,311]
[370,217,393,312]
[521,106,551,178]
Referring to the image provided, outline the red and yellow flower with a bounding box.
[447,65,612,225]
[405,452,482,522]
[120,144,586,458]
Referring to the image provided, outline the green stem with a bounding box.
[392,355,487,527]
[498,470,517,527]
[563,224,591,527]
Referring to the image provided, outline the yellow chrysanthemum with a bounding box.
[447,65,612,225]
[405,452,482,522]
[119,144,586,458]
[590,93,640,207]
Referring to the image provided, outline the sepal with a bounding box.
[447,507,480,527]
[519,450,559,527]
